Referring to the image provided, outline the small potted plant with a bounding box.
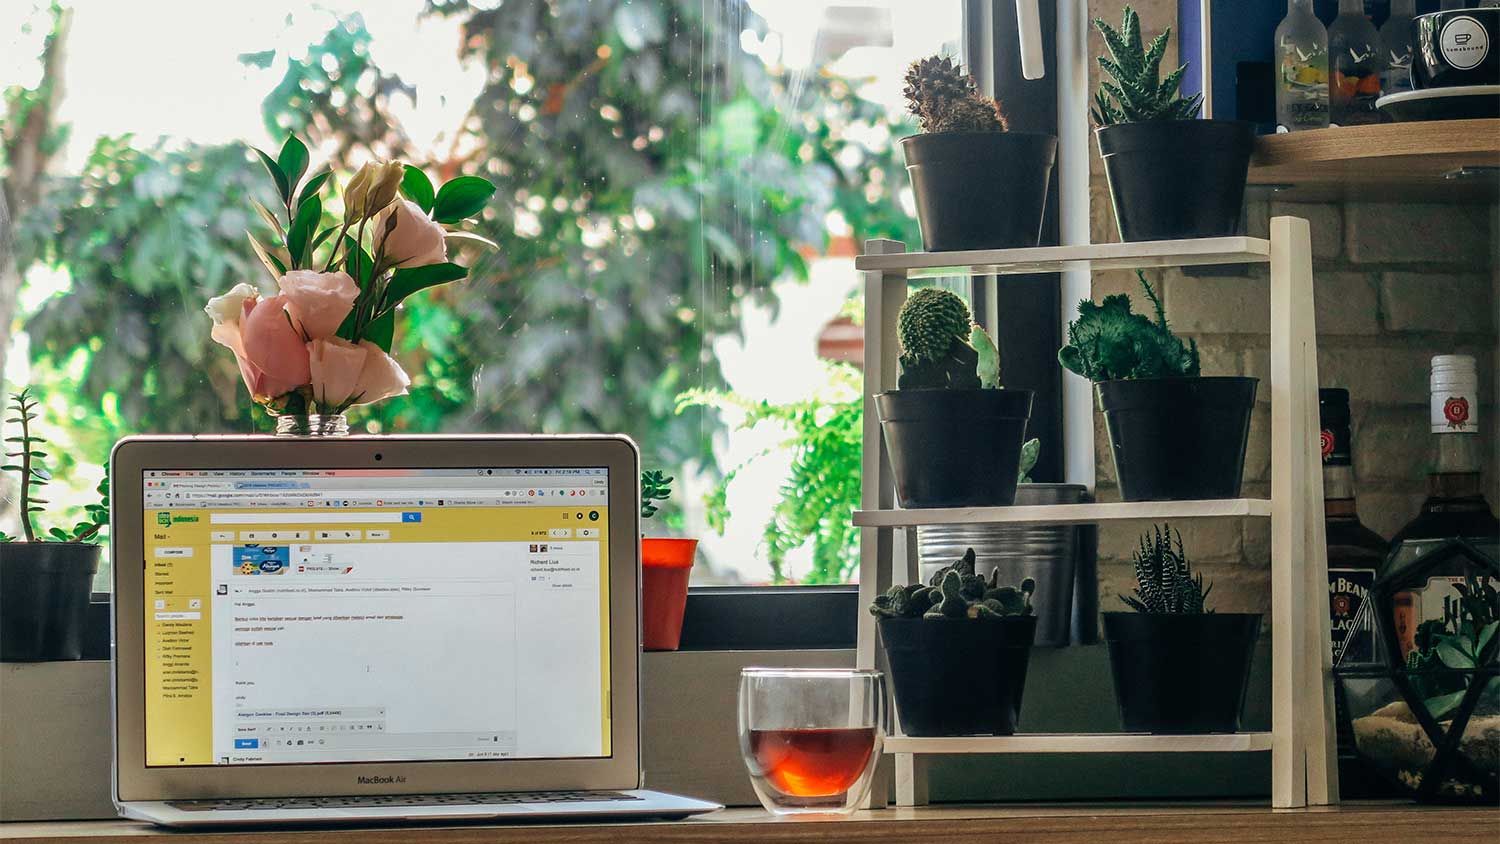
[639,470,697,651]
[1103,525,1261,734]
[900,55,1057,252]
[1058,270,1256,501]
[0,390,108,662]
[872,548,1037,736]
[877,287,1034,508]
[1091,6,1254,241]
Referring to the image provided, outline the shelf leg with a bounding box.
[895,753,929,807]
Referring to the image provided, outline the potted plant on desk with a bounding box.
[1058,271,1256,501]
[0,389,108,662]
[876,287,1034,508]
[900,55,1057,251]
[872,549,1037,736]
[1091,6,1254,241]
[1103,525,1261,734]
[639,470,697,651]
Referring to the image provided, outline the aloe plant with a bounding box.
[1091,5,1203,126]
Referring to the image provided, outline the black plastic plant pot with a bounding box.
[1096,377,1257,502]
[1103,612,1262,734]
[901,132,1057,252]
[879,616,1037,736]
[876,388,1034,508]
[1095,120,1254,242]
[0,542,100,662]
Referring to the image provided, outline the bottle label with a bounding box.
[1329,568,1376,666]
[1440,16,1491,71]
[1392,576,1467,660]
[1321,424,1350,466]
[1431,391,1477,433]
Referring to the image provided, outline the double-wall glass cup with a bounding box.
[737,668,886,815]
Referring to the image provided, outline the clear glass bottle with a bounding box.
[1379,0,1417,96]
[1328,0,1387,125]
[1276,0,1331,131]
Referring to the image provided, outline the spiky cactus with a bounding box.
[904,55,1009,134]
[870,548,1036,620]
[896,287,1002,390]
[1091,6,1202,126]
[1121,524,1213,614]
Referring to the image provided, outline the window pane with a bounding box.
[0,0,961,589]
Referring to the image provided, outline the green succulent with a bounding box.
[1404,574,1498,721]
[640,470,672,520]
[1058,270,1200,382]
[870,548,1036,620]
[1017,438,1040,484]
[0,389,109,544]
[1091,5,1202,126]
[1121,524,1212,615]
[896,288,1001,390]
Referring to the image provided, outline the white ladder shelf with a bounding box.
[855,217,1337,810]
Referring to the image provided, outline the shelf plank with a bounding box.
[852,498,1272,528]
[885,732,1273,755]
[1249,119,1500,203]
[853,236,1270,279]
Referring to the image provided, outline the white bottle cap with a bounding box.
[1430,354,1477,433]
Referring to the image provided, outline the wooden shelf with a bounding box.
[1249,119,1500,203]
[853,236,1269,279]
[853,498,1272,529]
[884,732,1273,755]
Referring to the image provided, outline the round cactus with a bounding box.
[897,287,972,363]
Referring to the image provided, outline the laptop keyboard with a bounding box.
[168,791,642,812]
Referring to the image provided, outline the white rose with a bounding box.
[204,283,260,325]
[375,199,447,269]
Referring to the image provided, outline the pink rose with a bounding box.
[239,295,311,398]
[306,338,410,409]
[278,270,358,340]
[351,341,411,406]
[375,199,447,269]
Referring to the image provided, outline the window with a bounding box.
[1,0,963,591]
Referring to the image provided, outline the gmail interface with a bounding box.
[141,467,611,767]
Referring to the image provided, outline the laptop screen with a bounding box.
[140,467,611,768]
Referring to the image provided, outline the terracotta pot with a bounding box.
[641,538,697,651]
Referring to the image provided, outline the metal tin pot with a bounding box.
[918,483,1092,648]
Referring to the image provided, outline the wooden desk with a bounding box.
[1,802,1493,844]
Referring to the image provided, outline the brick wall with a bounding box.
[1085,0,1500,617]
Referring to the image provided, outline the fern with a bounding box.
[1091,6,1202,126]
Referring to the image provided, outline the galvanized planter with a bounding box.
[918,483,1093,648]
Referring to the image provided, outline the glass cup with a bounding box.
[737,667,886,815]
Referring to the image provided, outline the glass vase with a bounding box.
[274,413,350,437]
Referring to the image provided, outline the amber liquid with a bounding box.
[747,727,876,797]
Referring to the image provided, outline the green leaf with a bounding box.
[277,135,310,197]
[1477,621,1498,657]
[364,309,395,353]
[249,198,286,237]
[29,450,47,459]
[297,168,332,207]
[342,235,375,286]
[309,225,338,256]
[252,146,289,204]
[1423,689,1469,722]
[382,263,467,313]
[238,48,275,69]
[1436,640,1474,670]
[431,176,495,224]
[400,165,435,214]
[48,527,69,541]
[248,234,287,281]
[286,195,322,269]
[443,230,501,251]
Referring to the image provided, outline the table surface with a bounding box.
[2,802,1495,844]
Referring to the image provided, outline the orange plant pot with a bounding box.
[640,537,698,652]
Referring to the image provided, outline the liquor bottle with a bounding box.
[1328,0,1386,125]
[1275,0,1331,131]
[1319,388,1392,799]
[1378,0,1416,96]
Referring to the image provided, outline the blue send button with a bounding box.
[401,512,422,523]
[234,739,259,749]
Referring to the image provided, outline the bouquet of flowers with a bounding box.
[205,135,496,420]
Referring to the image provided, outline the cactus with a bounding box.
[1091,5,1202,126]
[904,55,1008,134]
[1017,437,1040,484]
[896,288,1003,391]
[869,547,1036,620]
[1121,524,1213,614]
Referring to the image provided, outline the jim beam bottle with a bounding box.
[1320,388,1392,798]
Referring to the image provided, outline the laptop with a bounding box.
[110,434,721,826]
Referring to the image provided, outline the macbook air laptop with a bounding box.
[110,434,720,826]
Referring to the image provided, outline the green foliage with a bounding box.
[1090,6,1202,126]
[1058,271,1200,382]
[1405,575,1499,720]
[1017,437,1040,484]
[903,55,1007,134]
[2,389,107,543]
[1121,524,1212,614]
[677,362,862,584]
[896,288,1000,390]
[640,470,673,520]
[870,548,1036,620]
